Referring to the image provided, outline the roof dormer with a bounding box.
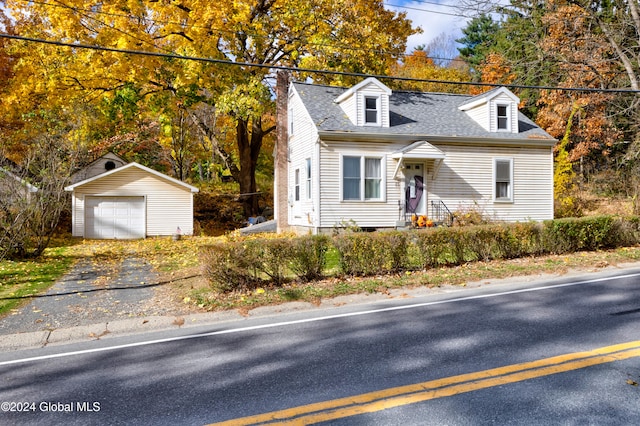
[335,77,392,128]
[458,87,520,134]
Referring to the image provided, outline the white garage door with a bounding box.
[85,196,146,239]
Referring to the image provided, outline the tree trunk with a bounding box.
[236,117,264,216]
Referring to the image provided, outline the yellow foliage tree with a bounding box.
[2,0,418,214]
[554,103,580,218]
[390,48,471,94]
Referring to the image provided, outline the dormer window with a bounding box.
[458,87,519,134]
[364,96,379,125]
[497,104,509,131]
[334,78,391,127]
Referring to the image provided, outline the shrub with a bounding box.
[251,238,293,286]
[542,216,617,254]
[451,204,491,226]
[333,231,408,275]
[203,235,330,291]
[505,222,545,257]
[413,227,467,268]
[617,216,640,247]
[201,242,259,292]
[463,225,498,261]
[289,235,330,281]
[202,216,640,290]
[467,222,544,261]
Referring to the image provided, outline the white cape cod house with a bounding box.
[282,77,556,233]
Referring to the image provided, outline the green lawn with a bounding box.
[0,250,73,317]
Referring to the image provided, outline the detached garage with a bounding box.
[65,162,199,239]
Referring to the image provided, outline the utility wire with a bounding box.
[384,2,468,17]
[19,0,464,63]
[1,33,639,94]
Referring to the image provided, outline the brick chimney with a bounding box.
[274,71,290,233]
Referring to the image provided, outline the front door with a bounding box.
[405,163,426,216]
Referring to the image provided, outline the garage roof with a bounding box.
[64,162,199,193]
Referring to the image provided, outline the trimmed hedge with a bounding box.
[333,231,408,275]
[202,216,639,292]
[202,235,330,292]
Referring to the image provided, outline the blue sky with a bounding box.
[384,0,510,54]
[384,0,472,52]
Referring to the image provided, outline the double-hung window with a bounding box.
[364,96,379,125]
[294,168,300,201]
[342,155,383,201]
[305,158,311,200]
[288,106,294,135]
[364,158,381,199]
[497,104,509,131]
[494,158,513,202]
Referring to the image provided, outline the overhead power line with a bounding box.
[1,33,639,94]
[384,2,467,18]
[20,0,462,63]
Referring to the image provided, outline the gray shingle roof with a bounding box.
[292,82,555,142]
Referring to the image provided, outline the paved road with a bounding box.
[0,269,639,425]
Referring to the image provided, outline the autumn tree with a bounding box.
[554,103,580,217]
[460,1,639,165]
[534,2,622,172]
[390,47,471,93]
[2,0,418,215]
[0,9,20,136]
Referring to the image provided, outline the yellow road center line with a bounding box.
[210,341,640,425]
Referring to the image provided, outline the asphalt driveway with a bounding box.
[0,256,169,335]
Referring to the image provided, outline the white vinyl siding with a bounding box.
[464,104,490,131]
[70,153,127,184]
[288,105,294,135]
[459,88,519,134]
[335,79,391,127]
[489,93,518,133]
[339,93,357,125]
[428,144,553,221]
[287,86,319,228]
[356,88,389,127]
[314,140,552,230]
[319,141,398,229]
[70,167,195,237]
